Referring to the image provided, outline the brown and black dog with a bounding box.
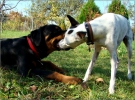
[0,24,82,84]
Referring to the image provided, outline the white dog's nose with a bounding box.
[58,39,66,48]
[58,39,70,49]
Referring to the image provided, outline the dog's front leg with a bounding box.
[109,51,117,94]
[83,46,101,82]
[43,61,65,74]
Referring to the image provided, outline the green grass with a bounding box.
[0,30,30,38]
[0,30,135,99]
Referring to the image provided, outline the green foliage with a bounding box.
[78,0,101,23]
[29,0,83,29]
[3,20,23,31]
[2,0,83,31]
[108,0,129,19]
[2,11,30,31]
[128,4,135,21]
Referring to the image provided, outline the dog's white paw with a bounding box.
[109,87,114,94]
[127,73,132,80]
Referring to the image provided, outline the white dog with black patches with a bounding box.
[58,13,133,94]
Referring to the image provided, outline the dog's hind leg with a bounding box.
[109,51,117,94]
[17,57,30,77]
[107,44,118,94]
[83,45,101,83]
[123,36,132,80]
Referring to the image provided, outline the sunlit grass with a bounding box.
[1,30,30,38]
[0,31,135,99]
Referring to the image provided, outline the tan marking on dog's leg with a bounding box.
[46,72,82,85]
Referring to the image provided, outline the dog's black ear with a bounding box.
[77,31,86,39]
[29,29,41,46]
[67,15,79,26]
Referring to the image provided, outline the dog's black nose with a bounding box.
[59,47,72,51]
[64,48,71,50]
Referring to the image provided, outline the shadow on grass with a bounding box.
[62,59,134,81]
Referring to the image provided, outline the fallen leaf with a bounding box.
[95,78,104,83]
[30,85,37,92]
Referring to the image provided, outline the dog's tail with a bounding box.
[124,22,134,41]
[123,22,133,59]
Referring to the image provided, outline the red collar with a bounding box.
[27,37,39,58]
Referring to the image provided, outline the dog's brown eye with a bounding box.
[68,30,73,34]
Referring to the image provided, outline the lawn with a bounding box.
[0,30,135,99]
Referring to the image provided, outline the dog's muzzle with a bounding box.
[57,39,74,50]
[57,43,71,50]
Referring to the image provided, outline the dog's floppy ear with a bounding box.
[77,31,86,39]
[29,29,42,46]
[67,15,79,26]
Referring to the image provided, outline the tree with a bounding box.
[28,0,84,29]
[2,11,25,31]
[0,0,21,11]
[78,0,101,23]
[127,2,135,22]
[0,0,21,32]
[108,0,129,19]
